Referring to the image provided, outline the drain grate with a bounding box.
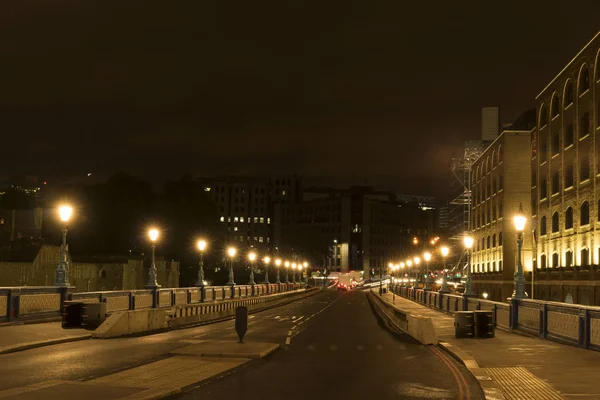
[484,367,564,400]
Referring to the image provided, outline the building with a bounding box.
[198,175,302,251]
[530,32,600,304]
[470,110,535,301]
[0,208,43,244]
[274,186,437,277]
[0,245,179,292]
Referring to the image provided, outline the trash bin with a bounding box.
[473,310,495,338]
[81,302,107,330]
[62,301,85,329]
[454,311,474,339]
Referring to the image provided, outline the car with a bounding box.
[337,283,350,291]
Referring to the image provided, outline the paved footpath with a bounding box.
[380,292,600,400]
[0,322,90,354]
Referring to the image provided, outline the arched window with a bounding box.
[498,145,503,163]
[487,236,491,248]
[552,212,559,232]
[551,92,561,118]
[491,151,496,167]
[564,79,574,107]
[581,248,590,267]
[579,64,590,95]
[581,201,590,225]
[541,216,547,235]
[498,232,503,246]
[541,254,547,268]
[565,250,573,267]
[539,103,548,127]
[552,253,559,268]
[565,207,574,229]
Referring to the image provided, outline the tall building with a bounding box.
[198,175,302,250]
[532,32,600,284]
[274,186,437,276]
[470,110,535,301]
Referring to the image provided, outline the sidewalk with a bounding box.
[380,292,600,400]
[0,322,90,355]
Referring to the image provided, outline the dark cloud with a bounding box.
[1,0,599,198]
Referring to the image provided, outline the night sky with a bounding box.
[1,1,599,199]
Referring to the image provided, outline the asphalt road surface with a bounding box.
[176,289,484,400]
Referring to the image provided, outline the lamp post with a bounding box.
[227,247,237,286]
[406,259,413,286]
[146,228,160,288]
[275,259,282,284]
[195,239,207,287]
[463,236,475,296]
[248,252,257,285]
[512,203,527,299]
[263,256,271,284]
[439,246,450,293]
[423,252,432,290]
[399,262,405,286]
[291,262,297,284]
[413,256,421,288]
[303,261,308,284]
[298,263,303,285]
[284,261,290,283]
[55,205,73,287]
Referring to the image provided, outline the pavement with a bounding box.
[0,322,91,355]
[379,291,600,400]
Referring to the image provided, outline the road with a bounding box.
[0,289,484,399]
[176,289,484,400]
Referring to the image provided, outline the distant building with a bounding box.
[197,174,302,250]
[470,112,535,301]
[274,186,437,276]
[0,208,43,244]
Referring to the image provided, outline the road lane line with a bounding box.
[285,337,291,345]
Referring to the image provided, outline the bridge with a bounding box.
[0,283,599,399]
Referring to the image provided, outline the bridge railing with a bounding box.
[389,282,600,351]
[0,282,304,324]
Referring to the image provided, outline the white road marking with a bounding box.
[288,330,293,336]
[285,337,291,345]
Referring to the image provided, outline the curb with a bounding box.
[0,334,92,355]
[438,341,506,400]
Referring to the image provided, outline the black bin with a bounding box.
[62,301,84,329]
[473,310,495,338]
[454,311,474,338]
[82,302,108,330]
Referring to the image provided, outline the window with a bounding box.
[579,65,590,95]
[532,169,537,187]
[551,172,560,194]
[565,207,573,229]
[492,234,496,247]
[487,236,491,248]
[564,80,574,106]
[552,212,559,233]
[498,145,503,163]
[539,104,548,127]
[551,131,560,154]
[540,135,548,162]
[564,164,574,188]
[552,253,559,268]
[580,157,590,181]
[565,124,574,147]
[581,248,590,267]
[499,174,504,190]
[565,251,573,267]
[598,199,600,221]
[581,112,590,137]
[499,232,503,246]
[551,93,561,118]
[541,178,548,199]
[581,201,590,225]
[541,254,547,268]
[541,216,547,235]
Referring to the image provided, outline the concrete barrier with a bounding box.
[92,308,168,338]
[368,290,437,345]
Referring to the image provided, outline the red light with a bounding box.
[43,182,47,185]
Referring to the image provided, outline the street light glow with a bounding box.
[58,205,73,222]
[413,256,421,265]
[423,252,431,262]
[197,239,207,252]
[406,260,413,267]
[248,252,257,262]
[514,203,527,232]
[412,237,419,245]
[275,259,282,267]
[441,246,450,257]
[227,247,237,258]
[399,262,405,269]
[463,236,474,249]
[291,262,297,269]
[284,261,290,268]
[303,261,308,268]
[264,256,271,264]
[148,228,159,242]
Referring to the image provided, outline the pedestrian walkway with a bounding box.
[0,322,90,355]
[379,291,600,400]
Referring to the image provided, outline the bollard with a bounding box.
[235,306,248,343]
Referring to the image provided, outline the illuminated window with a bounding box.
[260,217,264,223]
[259,237,264,243]
[234,227,238,232]
[227,217,231,222]
[234,217,239,222]
[282,190,286,196]
[267,217,271,224]
[254,217,258,223]
[204,187,211,192]
[220,216,225,222]
[240,217,244,223]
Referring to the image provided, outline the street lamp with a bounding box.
[413,256,421,287]
[248,252,257,285]
[399,262,406,286]
[227,247,237,286]
[298,263,303,285]
[55,205,73,286]
[423,252,432,290]
[284,261,290,283]
[463,235,475,296]
[263,256,271,284]
[291,262,297,284]
[406,259,413,286]
[513,203,527,299]
[439,246,450,293]
[412,237,419,245]
[146,228,160,288]
[195,239,207,287]
[275,259,282,284]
